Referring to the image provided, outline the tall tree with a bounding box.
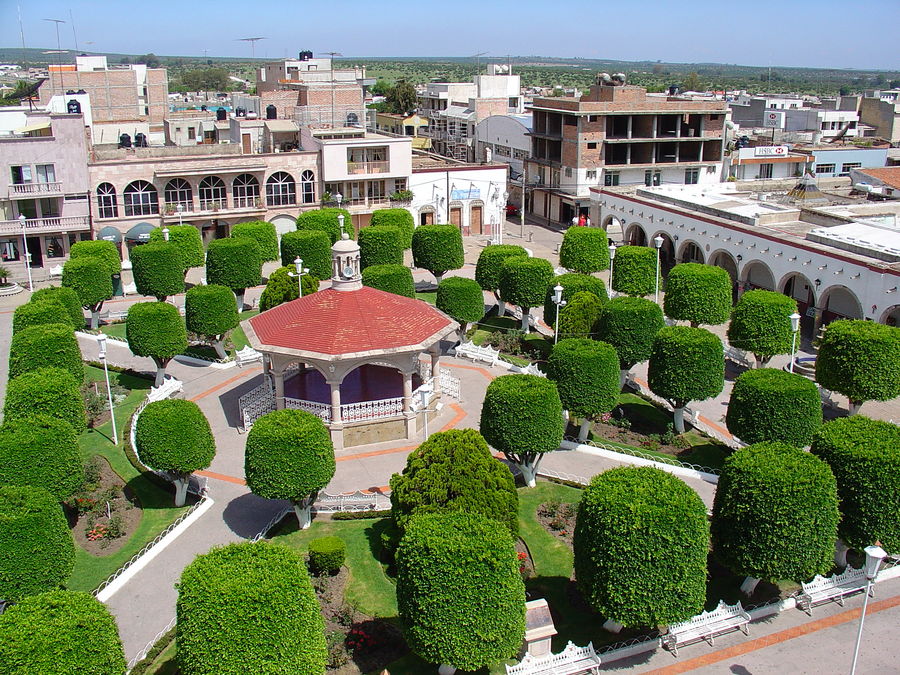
[126,302,188,387]
[387,80,417,114]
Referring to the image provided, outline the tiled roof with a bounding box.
[857,167,900,190]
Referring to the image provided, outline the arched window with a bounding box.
[266,171,296,206]
[199,176,226,210]
[123,180,158,217]
[233,174,260,208]
[163,179,192,212]
[299,170,315,204]
[96,183,118,219]
[346,112,359,126]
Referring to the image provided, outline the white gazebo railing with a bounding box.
[285,397,331,421]
[238,382,276,431]
[341,397,404,422]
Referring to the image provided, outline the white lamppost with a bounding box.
[552,283,567,345]
[334,192,343,209]
[849,544,887,675]
[499,190,508,245]
[608,243,617,297]
[96,334,119,445]
[337,213,347,239]
[176,203,184,226]
[288,257,309,296]
[162,227,170,242]
[653,235,664,304]
[788,312,801,373]
[18,214,33,292]
[418,383,434,440]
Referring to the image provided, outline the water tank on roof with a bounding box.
[266,104,277,119]
[216,107,227,121]
[67,99,81,114]
[66,89,76,95]
[235,106,246,118]
[119,133,132,148]
[669,84,680,96]
[76,89,87,95]
[298,50,313,61]
[134,132,148,147]
[200,104,207,112]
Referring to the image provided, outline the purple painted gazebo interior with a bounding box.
[284,364,424,405]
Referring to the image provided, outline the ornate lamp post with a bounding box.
[653,235,664,304]
[176,202,184,226]
[788,312,801,373]
[162,227,170,242]
[96,334,119,445]
[608,243,617,298]
[850,544,887,675]
[288,257,309,297]
[552,283,567,345]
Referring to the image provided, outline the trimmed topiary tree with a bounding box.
[436,276,484,333]
[13,298,71,334]
[258,266,318,312]
[811,416,900,555]
[0,485,75,602]
[177,541,326,675]
[205,237,262,311]
[62,257,113,329]
[136,399,216,506]
[556,291,603,340]
[816,319,900,415]
[542,272,608,327]
[371,208,415,249]
[648,326,724,433]
[480,374,564,487]
[149,224,205,271]
[712,442,838,589]
[307,536,346,576]
[559,226,609,274]
[663,263,732,327]
[244,409,336,529]
[185,284,241,360]
[0,415,84,502]
[361,264,415,298]
[231,221,279,262]
[296,207,354,244]
[0,590,126,674]
[727,290,798,368]
[499,256,554,332]
[130,241,184,301]
[596,296,665,387]
[396,513,525,672]
[412,224,464,284]
[8,323,83,382]
[68,240,120,277]
[359,225,403,268]
[3,368,86,433]
[574,467,708,630]
[611,245,657,297]
[547,338,620,441]
[30,286,84,329]
[280,230,332,280]
[726,368,822,446]
[475,244,527,315]
[126,302,188,387]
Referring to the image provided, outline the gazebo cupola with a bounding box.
[331,233,362,291]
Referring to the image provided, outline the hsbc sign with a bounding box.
[754,145,789,157]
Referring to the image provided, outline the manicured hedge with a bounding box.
[396,513,525,671]
[8,323,83,382]
[811,416,900,552]
[0,590,126,674]
[726,290,798,367]
[663,263,732,326]
[69,240,120,276]
[126,302,188,386]
[62,257,113,309]
[206,238,262,294]
[574,467,708,627]
[130,242,184,301]
[12,299,71,334]
[711,442,838,582]
[136,400,216,475]
[0,415,84,502]
[412,224,464,282]
[149,224,205,270]
[177,541,326,674]
[296,207,354,244]
[0,485,75,602]
[30,286,84,329]
[359,225,403,268]
[370,208,415,249]
[595,296,665,369]
[185,284,240,339]
[499,256,554,315]
[231,221,279,262]
[4,368,86,433]
[258,266,319,312]
[726,368,822,446]
[436,276,484,330]
[648,326,725,408]
[475,244,527,294]
[307,536,346,575]
[557,291,603,339]
[361,264,415,298]
[559,226,609,273]
[611,245,658,296]
[280,230,332,280]
[542,272,608,326]
[547,338,620,420]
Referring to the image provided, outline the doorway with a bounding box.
[26,236,43,267]
[470,205,483,235]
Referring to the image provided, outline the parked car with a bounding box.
[505,203,520,217]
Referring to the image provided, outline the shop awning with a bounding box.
[97,226,123,243]
[265,119,299,133]
[15,121,52,134]
[125,222,155,242]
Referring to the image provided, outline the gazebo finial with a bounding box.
[331,232,362,291]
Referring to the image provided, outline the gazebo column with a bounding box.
[272,366,286,410]
[430,349,441,397]
[328,379,344,451]
[262,355,272,388]
[402,369,416,440]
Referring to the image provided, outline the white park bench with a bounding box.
[235,346,263,368]
[661,600,751,657]
[453,341,500,367]
[797,566,869,615]
[506,641,601,675]
[724,345,754,370]
[48,264,63,278]
[818,386,838,408]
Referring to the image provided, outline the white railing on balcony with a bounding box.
[0,215,90,234]
[340,397,404,422]
[9,181,62,196]
[199,199,226,211]
[163,202,194,214]
[347,161,390,175]
[233,196,263,209]
[284,397,331,421]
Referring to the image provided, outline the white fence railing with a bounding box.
[285,397,331,421]
[127,616,176,671]
[239,382,275,431]
[314,490,392,512]
[340,397,404,422]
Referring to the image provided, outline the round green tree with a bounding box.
[542,272,608,327]
[359,225,403,268]
[8,323,83,382]
[0,590,126,675]
[296,207,353,244]
[648,326,724,432]
[4,368,86,433]
[436,276,484,333]
[811,416,900,553]
[816,319,900,415]
[149,224,205,271]
[559,226,609,273]
[136,399,216,506]
[475,244,527,314]
[130,241,184,301]
[726,368,822,446]
[556,291,603,340]
[0,485,75,601]
[396,513,525,672]
[596,296,665,386]
[480,374,564,487]
[244,409,336,529]
[663,263,732,327]
[0,415,84,502]
[727,290,798,367]
[611,245,657,297]
[231,221,279,261]
[68,240,120,277]
[499,256,554,332]
[177,541,326,675]
[371,208,415,249]
[361,264,415,298]
[280,229,332,280]
[30,286,84,329]
[13,298,71,334]
[205,237,262,310]
[62,257,113,329]
[711,442,838,585]
[126,301,188,387]
[185,284,241,360]
[258,266,318,312]
[574,467,709,628]
[411,224,464,283]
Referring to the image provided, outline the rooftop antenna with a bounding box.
[43,18,66,86]
[471,51,488,76]
[237,37,266,59]
[68,8,79,53]
[17,4,26,58]
[324,51,343,128]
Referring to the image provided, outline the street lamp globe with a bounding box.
[553,284,564,305]
[653,235,664,249]
[162,227,170,242]
[608,243,617,260]
[863,545,887,580]
[294,257,304,276]
[789,312,801,333]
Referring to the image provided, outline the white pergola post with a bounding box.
[272,367,286,410]
[430,350,441,396]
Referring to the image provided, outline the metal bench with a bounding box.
[724,345,754,370]
[797,566,870,615]
[661,601,751,657]
[453,341,500,367]
[235,346,263,368]
[506,642,601,675]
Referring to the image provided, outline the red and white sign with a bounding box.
[754,145,789,157]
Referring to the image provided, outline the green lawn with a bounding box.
[415,291,436,305]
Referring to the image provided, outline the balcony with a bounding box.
[347,161,390,175]
[8,182,63,198]
[160,200,265,221]
[0,215,90,235]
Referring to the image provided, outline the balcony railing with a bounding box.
[8,182,63,196]
[0,215,90,234]
[347,161,389,175]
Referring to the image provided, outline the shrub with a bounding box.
[547,338,620,439]
[149,224,205,270]
[811,416,900,552]
[0,590,126,674]
[308,536,346,575]
[611,245,657,296]
[13,298,71,334]
[412,224,464,282]
[280,230,332,280]
[359,225,403,268]
[499,256,554,329]
[711,442,838,582]
[436,276,484,331]
[542,272,608,326]
[258,266,318,312]
[30,286,84,329]
[185,284,240,342]
[8,323,83,382]
[0,485,75,601]
[663,263,732,326]
[396,513,525,671]
[574,467,708,627]
[130,242,185,301]
[361,264,415,298]
[126,302,188,387]
[475,244,528,301]
[726,290,798,367]
[726,368,822,446]
[371,208,415,249]
[0,415,84,502]
[595,296,665,370]
[559,226,609,273]
[296,207,354,244]
[62,257,113,328]
[206,238,262,308]
[69,240,120,276]
[4,368,86,433]
[177,541,326,674]
[556,291,603,339]
[816,319,900,412]
[231,221,279,261]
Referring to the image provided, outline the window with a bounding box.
[198,176,226,210]
[96,183,118,219]
[758,164,773,179]
[164,179,192,211]
[394,178,407,192]
[815,163,835,174]
[564,167,572,178]
[45,235,64,259]
[840,162,861,175]
[587,115,599,122]
[266,171,296,206]
[684,168,700,184]
[604,171,620,187]
[232,174,260,208]
[187,127,196,140]
[35,164,56,183]
[10,165,32,184]
[367,180,386,201]
[299,170,316,204]
[40,198,59,217]
[645,170,661,186]
[1,239,20,262]
[586,170,597,180]
[587,142,598,149]
[123,180,158,216]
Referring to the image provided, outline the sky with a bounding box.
[1,0,897,71]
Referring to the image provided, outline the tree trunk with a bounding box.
[89,305,101,330]
[690,320,700,329]
[673,406,687,433]
[234,289,245,312]
[152,357,170,388]
[519,462,537,488]
[493,292,505,317]
[520,308,530,332]
[212,338,228,360]
[603,618,624,634]
[578,418,591,442]
[433,272,443,285]
[849,400,863,416]
[619,369,629,390]
[755,354,771,369]
[740,576,760,596]
[173,476,189,507]
[438,665,457,675]
[293,496,315,530]
[835,539,850,567]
